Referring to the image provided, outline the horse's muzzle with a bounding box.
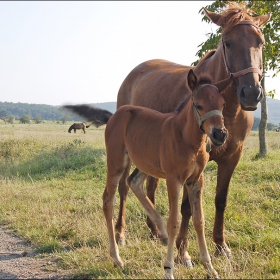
[210,127,228,146]
[238,84,263,111]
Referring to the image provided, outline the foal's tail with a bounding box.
[63,105,113,128]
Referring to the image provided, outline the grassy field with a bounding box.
[0,121,279,279]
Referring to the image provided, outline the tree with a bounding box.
[33,115,42,124]
[0,109,9,124]
[19,114,31,124]
[194,0,280,157]
[61,114,69,124]
[8,116,14,124]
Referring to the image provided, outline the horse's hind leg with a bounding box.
[115,160,132,246]
[146,176,161,239]
[175,183,193,268]
[186,175,218,279]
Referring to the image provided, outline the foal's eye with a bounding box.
[223,103,226,108]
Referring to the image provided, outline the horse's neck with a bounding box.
[195,42,246,119]
[195,43,229,83]
[175,102,206,151]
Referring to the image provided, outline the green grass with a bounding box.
[0,122,279,278]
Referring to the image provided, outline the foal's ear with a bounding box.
[187,69,197,91]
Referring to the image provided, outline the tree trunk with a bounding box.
[258,78,267,157]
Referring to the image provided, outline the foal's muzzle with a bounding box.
[210,127,228,146]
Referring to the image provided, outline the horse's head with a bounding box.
[188,70,228,146]
[204,3,271,111]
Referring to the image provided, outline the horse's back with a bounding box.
[117,59,193,112]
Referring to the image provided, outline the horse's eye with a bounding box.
[224,41,231,49]
[195,104,203,111]
[223,103,226,108]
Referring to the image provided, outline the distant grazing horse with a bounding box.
[111,2,271,264]
[64,70,229,279]
[68,123,90,134]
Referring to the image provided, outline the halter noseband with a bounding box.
[192,84,224,134]
[221,20,264,83]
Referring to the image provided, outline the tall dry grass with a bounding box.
[0,122,279,279]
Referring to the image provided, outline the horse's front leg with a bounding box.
[175,183,193,268]
[115,160,132,246]
[187,175,218,279]
[213,152,241,259]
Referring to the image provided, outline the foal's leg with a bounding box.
[163,177,182,279]
[128,169,168,243]
[103,150,130,267]
[115,160,132,246]
[186,175,218,279]
[213,153,241,259]
[175,184,193,268]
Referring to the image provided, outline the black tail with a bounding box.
[63,105,113,128]
[86,125,90,128]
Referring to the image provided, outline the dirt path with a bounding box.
[0,226,73,279]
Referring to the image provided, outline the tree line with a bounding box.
[0,101,278,131]
[0,101,117,124]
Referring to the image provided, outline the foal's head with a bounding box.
[188,69,228,146]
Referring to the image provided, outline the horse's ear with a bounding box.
[187,69,197,91]
[204,8,222,26]
[253,13,272,27]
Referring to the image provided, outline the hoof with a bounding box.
[115,233,126,247]
[174,256,193,268]
[206,271,219,279]
[113,260,124,269]
[214,244,232,259]
[161,237,168,245]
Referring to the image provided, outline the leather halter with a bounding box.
[192,84,223,134]
[221,20,264,83]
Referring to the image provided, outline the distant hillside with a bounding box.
[254,97,280,126]
[0,101,116,122]
[0,99,279,127]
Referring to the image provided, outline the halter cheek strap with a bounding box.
[221,20,264,81]
[192,84,224,134]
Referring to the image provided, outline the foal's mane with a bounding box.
[218,2,258,33]
[175,76,212,113]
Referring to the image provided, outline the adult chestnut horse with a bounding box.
[114,2,271,265]
[68,122,90,134]
[64,70,229,279]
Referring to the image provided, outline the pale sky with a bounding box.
[0,1,279,106]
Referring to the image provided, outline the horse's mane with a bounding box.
[196,50,216,68]
[175,76,212,113]
[218,2,257,33]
